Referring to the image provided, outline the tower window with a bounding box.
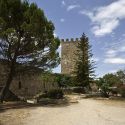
[18,81,22,89]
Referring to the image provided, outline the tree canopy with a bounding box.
[74,33,95,88]
[0,0,60,102]
[0,0,60,70]
[96,72,123,97]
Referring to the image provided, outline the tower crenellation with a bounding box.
[61,38,80,43]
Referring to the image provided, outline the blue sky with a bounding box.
[29,0,125,77]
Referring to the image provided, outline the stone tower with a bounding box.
[61,38,79,75]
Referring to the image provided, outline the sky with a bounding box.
[29,0,125,77]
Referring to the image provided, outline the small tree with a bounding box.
[96,73,122,97]
[74,33,95,89]
[55,74,69,88]
[0,0,60,102]
[116,70,125,83]
[103,73,122,86]
[96,78,110,97]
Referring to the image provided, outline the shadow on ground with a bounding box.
[0,98,71,113]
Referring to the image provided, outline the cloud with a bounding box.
[122,33,125,37]
[54,32,57,37]
[67,5,80,11]
[101,36,125,51]
[60,18,65,22]
[120,46,125,52]
[79,0,125,36]
[111,32,115,38]
[104,58,125,64]
[61,1,66,6]
[106,43,125,57]
[109,69,117,74]
[104,40,125,64]
[106,49,117,57]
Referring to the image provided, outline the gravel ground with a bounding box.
[1,97,125,125]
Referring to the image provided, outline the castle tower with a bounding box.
[61,38,79,75]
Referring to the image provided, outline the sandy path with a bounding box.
[23,99,125,125]
[1,98,125,125]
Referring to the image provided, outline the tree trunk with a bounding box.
[0,73,13,103]
[0,35,21,103]
[0,62,15,103]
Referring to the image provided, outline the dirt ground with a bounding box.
[1,97,125,125]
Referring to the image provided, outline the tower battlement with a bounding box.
[61,38,80,43]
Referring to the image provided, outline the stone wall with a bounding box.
[10,73,58,98]
[61,38,79,75]
[0,61,9,86]
[0,62,58,98]
[0,37,80,98]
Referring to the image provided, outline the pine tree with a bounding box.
[0,0,60,102]
[74,33,95,88]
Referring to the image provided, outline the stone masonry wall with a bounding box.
[0,37,79,98]
[61,38,79,75]
[10,73,58,98]
[0,62,58,98]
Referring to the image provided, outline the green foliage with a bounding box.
[116,70,125,83]
[96,78,110,97]
[0,0,60,102]
[45,89,64,99]
[35,89,64,100]
[40,72,54,83]
[103,73,122,86]
[0,0,60,70]
[96,73,122,97]
[72,87,85,94]
[55,74,76,87]
[74,33,95,88]
[118,86,125,97]
[116,70,125,97]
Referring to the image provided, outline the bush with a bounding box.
[118,86,125,97]
[35,89,64,100]
[46,89,64,99]
[73,87,85,94]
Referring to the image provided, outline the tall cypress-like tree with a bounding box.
[0,0,60,102]
[74,33,95,88]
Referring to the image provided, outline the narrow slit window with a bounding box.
[19,81,22,89]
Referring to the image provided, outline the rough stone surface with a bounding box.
[61,38,79,75]
[0,38,79,98]
[0,61,58,98]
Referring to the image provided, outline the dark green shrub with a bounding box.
[35,89,64,100]
[118,86,125,97]
[55,74,76,88]
[73,87,85,93]
[47,89,64,99]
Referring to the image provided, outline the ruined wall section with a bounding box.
[61,38,79,75]
[10,73,58,98]
[0,61,9,86]
[0,62,58,98]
